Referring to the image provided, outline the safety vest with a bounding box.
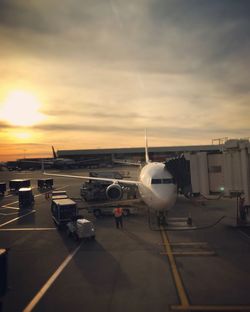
[114,207,123,217]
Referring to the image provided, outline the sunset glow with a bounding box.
[0,1,249,161]
[15,132,32,140]
[0,91,45,127]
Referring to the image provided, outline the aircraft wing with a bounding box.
[43,171,141,185]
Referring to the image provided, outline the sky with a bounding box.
[0,0,249,161]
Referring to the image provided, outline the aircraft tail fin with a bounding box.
[52,146,57,159]
[145,129,150,164]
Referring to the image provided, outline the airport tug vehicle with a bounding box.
[66,217,95,241]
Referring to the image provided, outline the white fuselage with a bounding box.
[138,162,177,212]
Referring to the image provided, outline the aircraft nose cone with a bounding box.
[154,186,177,210]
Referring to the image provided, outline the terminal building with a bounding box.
[57,144,221,163]
[58,140,250,205]
[12,140,250,206]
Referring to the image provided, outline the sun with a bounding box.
[15,132,32,139]
[0,90,45,126]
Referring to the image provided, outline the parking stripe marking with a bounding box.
[1,206,19,210]
[160,227,189,308]
[160,231,250,311]
[0,227,56,231]
[0,210,36,228]
[23,244,81,312]
[161,251,216,256]
[171,304,250,311]
[1,185,70,209]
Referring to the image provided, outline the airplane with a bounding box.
[50,146,77,168]
[19,146,100,169]
[43,132,178,224]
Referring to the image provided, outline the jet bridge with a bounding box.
[165,139,250,207]
[183,139,250,206]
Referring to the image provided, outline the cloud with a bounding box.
[0,0,249,160]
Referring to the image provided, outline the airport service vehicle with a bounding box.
[44,131,177,225]
[80,177,137,202]
[51,198,77,228]
[66,218,95,240]
[37,178,53,190]
[9,179,31,193]
[51,190,68,200]
[0,182,6,196]
[19,188,34,209]
[0,248,8,297]
[80,181,112,201]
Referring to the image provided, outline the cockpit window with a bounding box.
[151,179,162,184]
[162,178,174,184]
[151,178,174,184]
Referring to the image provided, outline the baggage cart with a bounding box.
[18,188,34,209]
[37,178,53,190]
[9,179,30,193]
[51,198,77,229]
[0,182,6,196]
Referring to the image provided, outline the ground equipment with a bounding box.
[0,249,8,298]
[51,198,77,229]
[66,217,95,240]
[37,178,53,190]
[18,187,34,209]
[9,179,31,193]
[0,182,6,196]
[51,190,68,200]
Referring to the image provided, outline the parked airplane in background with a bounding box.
[19,146,100,170]
[50,146,77,168]
[44,133,177,223]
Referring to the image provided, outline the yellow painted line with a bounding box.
[0,228,56,231]
[160,227,189,308]
[0,210,36,228]
[161,251,215,256]
[171,304,250,311]
[23,244,81,312]
[168,242,208,246]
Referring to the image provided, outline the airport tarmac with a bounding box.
[1,169,250,312]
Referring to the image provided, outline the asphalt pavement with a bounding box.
[1,169,250,312]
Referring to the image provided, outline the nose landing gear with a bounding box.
[148,209,196,231]
[157,211,168,226]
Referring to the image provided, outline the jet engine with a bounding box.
[106,183,123,200]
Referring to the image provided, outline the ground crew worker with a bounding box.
[45,191,50,200]
[113,207,123,229]
[239,194,246,221]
